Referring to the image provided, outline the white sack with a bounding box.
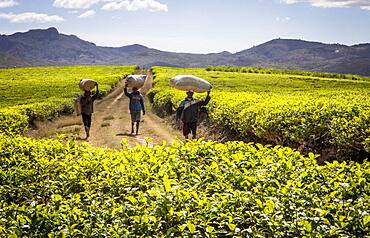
[170,75,211,93]
[79,79,97,91]
[125,75,146,89]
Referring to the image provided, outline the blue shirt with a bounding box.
[124,88,145,112]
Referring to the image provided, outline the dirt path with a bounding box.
[27,73,182,149]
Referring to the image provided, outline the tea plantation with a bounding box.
[0,66,369,237]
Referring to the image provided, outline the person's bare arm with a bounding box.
[124,82,131,98]
[140,95,145,115]
[200,89,211,106]
[92,84,99,100]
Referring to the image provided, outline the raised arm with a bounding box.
[123,82,131,98]
[199,90,211,106]
[92,84,99,100]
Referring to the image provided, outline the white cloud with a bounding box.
[53,0,168,12]
[53,0,100,9]
[0,0,18,8]
[78,10,96,18]
[281,0,370,11]
[276,16,291,22]
[102,0,168,12]
[0,12,64,23]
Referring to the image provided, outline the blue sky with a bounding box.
[0,0,369,53]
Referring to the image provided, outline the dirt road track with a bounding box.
[28,73,182,149]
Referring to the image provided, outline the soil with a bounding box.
[26,72,183,149]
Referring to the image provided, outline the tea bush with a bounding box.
[149,67,370,160]
[0,135,369,237]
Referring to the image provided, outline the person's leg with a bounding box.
[85,127,90,138]
[136,122,140,135]
[132,111,141,135]
[130,111,135,134]
[81,114,86,127]
[183,122,190,139]
[81,114,89,139]
[86,114,92,138]
[131,122,135,134]
[191,122,197,139]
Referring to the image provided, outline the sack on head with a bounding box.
[125,75,146,89]
[79,79,97,91]
[170,75,211,93]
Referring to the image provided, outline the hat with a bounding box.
[187,89,194,93]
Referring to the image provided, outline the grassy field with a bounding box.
[0,65,138,108]
[0,65,137,133]
[149,66,370,160]
[205,65,369,81]
[0,65,369,237]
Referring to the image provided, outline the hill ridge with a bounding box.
[1,27,370,76]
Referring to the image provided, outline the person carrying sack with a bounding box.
[176,89,211,139]
[76,83,99,139]
[124,82,146,135]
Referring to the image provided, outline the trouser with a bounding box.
[130,110,141,123]
[82,113,92,128]
[183,122,197,137]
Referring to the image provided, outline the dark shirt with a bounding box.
[176,95,211,123]
[79,91,99,115]
[124,88,145,112]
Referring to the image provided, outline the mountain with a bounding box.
[0,27,232,68]
[1,28,370,76]
[233,39,370,75]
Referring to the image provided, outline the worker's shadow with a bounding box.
[116,132,137,137]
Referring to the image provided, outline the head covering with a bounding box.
[187,89,194,94]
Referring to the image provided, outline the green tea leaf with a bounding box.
[188,222,196,234]
[228,223,236,231]
[264,200,275,214]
